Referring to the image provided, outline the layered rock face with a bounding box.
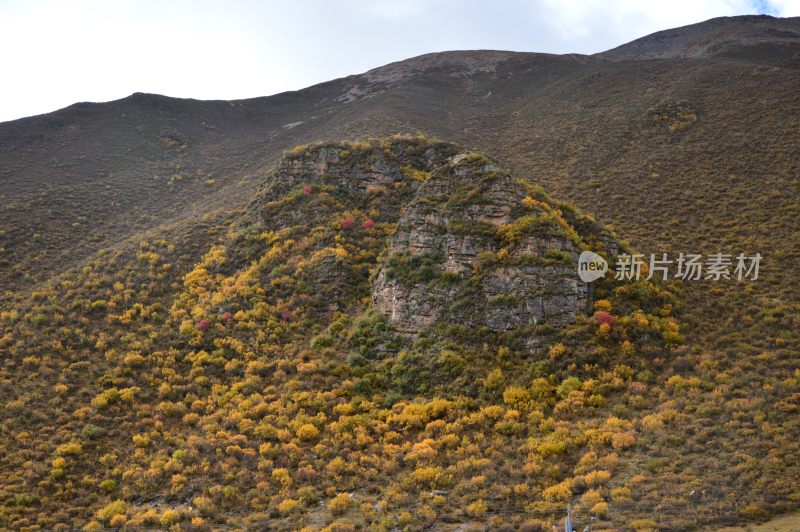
[247,140,460,230]
[371,152,592,335]
[244,137,600,338]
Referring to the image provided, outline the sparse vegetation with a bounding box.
[1,53,799,530]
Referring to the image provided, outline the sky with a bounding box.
[0,0,798,123]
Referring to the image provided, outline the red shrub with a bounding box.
[362,219,375,230]
[197,319,211,332]
[303,184,312,195]
[340,217,355,230]
[221,311,233,323]
[595,311,615,328]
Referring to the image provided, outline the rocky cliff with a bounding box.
[371,152,593,336]
[243,136,615,340]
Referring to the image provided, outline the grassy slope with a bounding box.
[1,16,799,531]
[1,137,712,530]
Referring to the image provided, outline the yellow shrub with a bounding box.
[584,469,611,486]
[628,519,658,531]
[193,496,214,515]
[484,368,504,390]
[296,423,320,441]
[542,479,572,502]
[612,431,636,450]
[96,500,127,523]
[594,299,612,312]
[159,509,180,526]
[272,468,292,487]
[466,499,488,517]
[411,466,444,489]
[621,340,635,356]
[581,489,602,506]
[328,492,352,515]
[611,486,632,503]
[548,342,567,358]
[503,385,531,408]
[591,501,609,516]
[278,498,301,514]
[56,442,82,456]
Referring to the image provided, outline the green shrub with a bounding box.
[96,500,126,522]
[384,252,443,284]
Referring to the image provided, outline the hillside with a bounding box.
[599,14,800,66]
[1,14,800,531]
[0,137,691,530]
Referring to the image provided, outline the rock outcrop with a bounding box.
[371,151,592,335]
[243,137,608,338]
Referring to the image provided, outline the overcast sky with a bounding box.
[1,0,798,123]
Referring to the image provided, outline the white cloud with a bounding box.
[0,0,797,122]
[765,0,800,15]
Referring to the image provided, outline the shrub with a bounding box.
[548,342,566,358]
[99,479,116,493]
[595,311,615,328]
[520,519,549,531]
[591,501,609,516]
[193,496,214,515]
[278,498,301,514]
[325,520,356,532]
[96,500,127,523]
[328,492,352,515]
[628,519,658,531]
[557,377,582,399]
[160,509,180,526]
[584,470,611,486]
[739,503,769,518]
[484,368,504,390]
[123,351,146,367]
[82,424,103,439]
[296,423,320,441]
[503,385,531,408]
[272,468,292,487]
[611,486,632,502]
[581,489,603,506]
[621,340,635,356]
[362,219,375,229]
[466,499,488,517]
[612,431,637,450]
[541,480,572,502]
[132,434,151,447]
[56,442,82,456]
[594,299,612,312]
[92,387,121,408]
[384,252,443,284]
[412,466,444,489]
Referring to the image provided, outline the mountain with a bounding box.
[599,14,800,66]
[1,15,799,530]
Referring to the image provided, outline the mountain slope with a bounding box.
[1,137,690,530]
[599,14,800,67]
[1,14,799,530]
